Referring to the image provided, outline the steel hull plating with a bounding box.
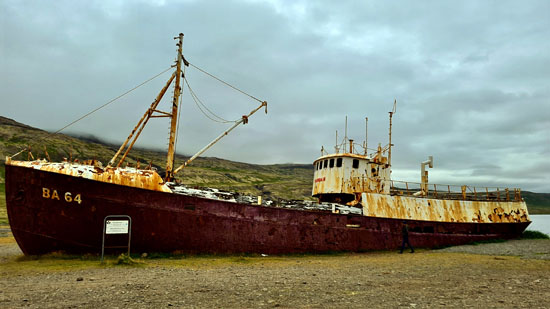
[6,165,530,255]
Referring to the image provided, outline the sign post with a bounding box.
[101,215,132,263]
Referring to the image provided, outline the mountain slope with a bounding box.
[1,116,549,213]
[0,116,314,200]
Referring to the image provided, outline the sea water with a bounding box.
[527,215,550,236]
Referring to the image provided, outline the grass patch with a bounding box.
[229,256,254,264]
[0,183,7,226]
[527,207,550,215]
[114,253,144,266]
[468,239,508,246]
[0,236,15,244]
[205,167,239,173]
[16,251,98,262]
[1,251,148,275]
[133,251,357,269]
[143,252,187,259]
[1,253,104,275]
[3,248,549,279]
[521,230,549,239]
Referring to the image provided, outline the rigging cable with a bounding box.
[188,62,263,104]
[52,66,174,135]
[10,66,174,157]
[184,77,232,123]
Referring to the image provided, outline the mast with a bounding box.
[166,33,184,182]
[105,33,265,178]
[388,99,396,166]
[344,116,348,153]
[109,72,176,168]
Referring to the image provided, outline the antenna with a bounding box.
[345,116,348,139]
[335,130,339,153]
[365,117,368,155]
[388,99,397,166]
[344,116,348,151]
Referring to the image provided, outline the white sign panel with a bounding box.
[105,220,129,234]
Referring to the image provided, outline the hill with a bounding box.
[521,192,550,214]
[0,116,314,200]
[1,115,549,214]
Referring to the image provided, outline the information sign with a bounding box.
[105,220,129,234]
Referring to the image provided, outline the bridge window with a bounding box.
[329,159,334,168]
[336,158,342,167]
[324,160,328,169]
[352,159,359,168]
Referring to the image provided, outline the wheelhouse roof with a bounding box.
[313,153,370,164]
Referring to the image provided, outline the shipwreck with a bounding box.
[5,34,530,255]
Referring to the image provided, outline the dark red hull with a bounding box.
[5,164,530,255]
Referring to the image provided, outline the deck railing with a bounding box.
[350,176,523,202]
[389,179,522,202]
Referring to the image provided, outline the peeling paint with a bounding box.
[7,159,171,193]
[311,152,530,224]
[312,154,391,197]
[361,192,529,223]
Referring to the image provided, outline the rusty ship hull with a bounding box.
[5,34,531,256]
[5,164,530,255]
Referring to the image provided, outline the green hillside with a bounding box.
[522,191,550,214]
[0,184,6,226]
[0,116,314,201]
[1,115,549,216]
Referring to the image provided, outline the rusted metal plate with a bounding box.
[311,152,530,225]
[5,164,530,255]
[361,193,529,223]
[7,158,170,193]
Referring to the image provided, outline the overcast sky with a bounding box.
[1,0,549,192]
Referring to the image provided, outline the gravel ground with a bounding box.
[1,239,549,308]
[437,239,550,260]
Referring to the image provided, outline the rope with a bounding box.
[52,66,173,135]
[9,66,173,158]
[188,62,263,104]
[10,58,266,159]
[184,77,232,123]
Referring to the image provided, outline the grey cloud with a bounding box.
[1,0,549,192]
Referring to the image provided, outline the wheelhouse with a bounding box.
[312,150,391,205]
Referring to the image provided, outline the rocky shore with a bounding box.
[1,238,549,308]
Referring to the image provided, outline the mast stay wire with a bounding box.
[184,77,232,124]
[13,52,267,159]
[10,66,174,158]
[53,66,174,135]
[188,61,264,104]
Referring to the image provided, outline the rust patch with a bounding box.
[361,193,530,223]
[7,159,171,193]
